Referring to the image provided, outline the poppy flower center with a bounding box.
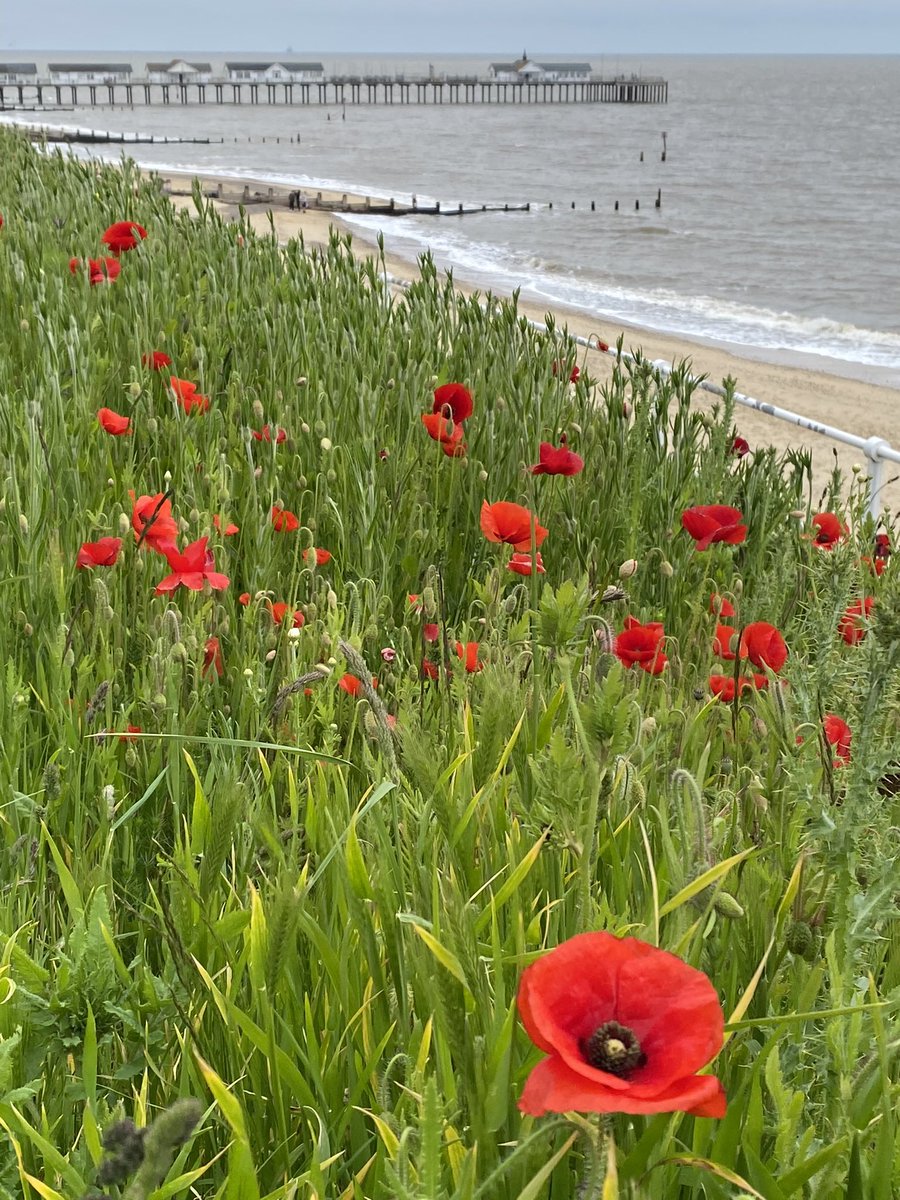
[582,1021,644,1077]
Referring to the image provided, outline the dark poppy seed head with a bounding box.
[582,1020,644,1077]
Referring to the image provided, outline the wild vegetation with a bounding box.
[0,127,898,1199]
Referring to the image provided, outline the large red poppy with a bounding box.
[551,360,580,383]
[213,515,239,536]
[517,932,726,1118]
[70,256,121,285]
[709,594,736,618]
[432,382,473,423]
[270,602,305,628]
[455,641,483,673]
[530,442,585,477]
[839,597,873,645]
[480,501,548,551]
[739,622,788,673]
[823,714,851,764]
[271,505,300,532]
[130,492,178,554]
[421,412,465,454]
[76,537,122,569]
[202,636,223,678]
[681,505,747,552]
[731,436,750,458]
[809,512,846,550]
[142,350,172,371]
[169,376,209,414]
[303,547,332,566]
[712,624,737,660]
[508,551,545,576]
[154,537,230,594]
[101,221,147,254]
[614,617,667,676]
[709,673,768,703]
[339,673,377,697]
[252,425,287,443]
[97,407,131,436]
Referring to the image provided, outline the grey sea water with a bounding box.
[6,53,900,383]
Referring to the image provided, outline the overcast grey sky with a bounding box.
[3,0,899,54]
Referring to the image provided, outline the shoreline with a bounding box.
[157,166,900,512]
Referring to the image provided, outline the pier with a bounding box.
[0,73,667,109]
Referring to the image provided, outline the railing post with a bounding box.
[864,436,891,518]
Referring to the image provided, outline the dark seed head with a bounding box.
[581,1020,645,1077]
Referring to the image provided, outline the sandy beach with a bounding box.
[158,168,900,514]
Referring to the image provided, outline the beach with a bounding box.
[158,167,900,513]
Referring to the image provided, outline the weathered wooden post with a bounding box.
[661,131,667,162]
[635,199,640,210]
[655,188,661,209]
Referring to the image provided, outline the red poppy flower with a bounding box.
[712,624,738,660]
[480,501,548,551]
[455,641,483,673]
[552,361,580,383]
[130,492,178,554]
[423,623,440,643]
[97,407,131,436]
[739,622,788,674]
[731,436,750,458]
[77,536,122,569]
[681,505,747,552]
[614,617,667,676]
[154,537,230,594]
[271,505,300,532]
[421,659,440,681]
[169,376,209,414]
[117,725,142,742]
[213,515,239,536]
[101,221,147,254]
[302,547,331,566]
[432,382,473,423]
[823,714,851,764]
[809,512,847,550]
[874,532,891,561]
[270,602,305,628]
[530,442,585,477]
[709,594,736,618]
[508,551,546,576]
[517,932,726,1118]
[142,350,171,371]
[339,673,377,697]
[252,424,287,443]
[421,411,465,453]
[238,591,251,606]
[202,636,223,678]
[71,256,122,284]
[839,597,873,645]
[709,673,768,702]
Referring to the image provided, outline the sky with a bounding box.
[3,0,899,54]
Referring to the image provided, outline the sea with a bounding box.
[4,53,900,387]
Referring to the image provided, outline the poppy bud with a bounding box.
[496,397,506,410]
[422,587,437,617]
[659,560,674,577]
[20,319,29,332]
[266,649,277,662]
[504,594,518,615]
[64,648,75,668]
[152,693,167,709]
[117,513,130,536]
[301,422,310,434]
[18,514,28,535]
[315,420,327,436]
[479,469,488,482]
[296,377,308,387]
[327,589,337,610]
[386,378,396,389]
[364,711,379,738]
[320,438,333,451]
[851,463,862,475]
[752,718,768,738]
[243,668,254,678]
[789,509,806,520]
[170,642,187,662]
[618,558,638,579]
[287,627,301,641]
[712,892,744,919]
[327,470,337,483]
[125,747,137,767]
[276,390,283,402]
[306,603,317,620]
[164,471,172,486]
[189,508,200,524]
[147,418,158,435]
[252,400,265,422]
[307,518,317,531]
[733,578,743,595]
[23,623,33,637]
[640,717,657,737]
[128,381,142,398]
[785,920,816,960]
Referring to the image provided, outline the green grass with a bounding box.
[0,128,898,1199]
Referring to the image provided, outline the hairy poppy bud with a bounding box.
[422,587,437,617]
[296,377,308,387]
[618,558,638,579]
[659,560,674,577]
[18,514,28,535]
[128,381,142,399]
[20,319,29,332]
[789,509,806,520]
[23,623,33,637]
[320,437,332,451]
[640,717,657,738]
[152,693,167,709]
[301,422,310,434]
[314,420,327,436]
[327,589,337,610]
[785,920,816,960]
[504,594,519,615]
[733,578,743,596]
[189,508,200,524]
[266,649,277,662]
[479,469,488,482]
[712,891,744,919]
[252,400,265,422]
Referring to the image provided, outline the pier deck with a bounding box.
[1,73,667,109]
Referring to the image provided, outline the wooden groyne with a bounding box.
[0,74,667,109]
[23,126,221,145]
